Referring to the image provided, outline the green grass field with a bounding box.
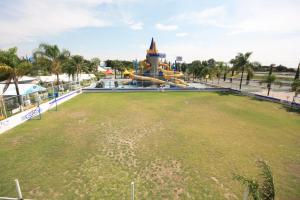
[0,92,299,199]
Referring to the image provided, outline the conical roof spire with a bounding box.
[147,37,158,54]
[149,38,154,49]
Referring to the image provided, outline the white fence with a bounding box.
[0,89,81,134]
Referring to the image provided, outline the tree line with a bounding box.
[0,44,101,84]
[1,44,300,101]
[105,60,134,79]
[181,52,260,88]
[181,52,300,95]
[0,44,100,105]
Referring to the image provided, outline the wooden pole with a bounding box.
[1,96,7,118]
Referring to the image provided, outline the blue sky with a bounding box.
[0,0,299,67]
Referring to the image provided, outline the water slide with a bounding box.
[159,67,184,76]
[141,59,150,69]
[129,73,187,88]
[158,68,188,86]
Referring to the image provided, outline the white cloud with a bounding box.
[129,22,144,30]
[229,1,300,34]
[173,1,300,34]
[122,16,144,30]
[174,6,227,27]
[0,0,139,46]
[176,32,188,37]
[155,23,178,31]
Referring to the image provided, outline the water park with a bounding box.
[126,38,188,88]
[2,1,300,200]
[0,35,300,200]
[94,38,208,90]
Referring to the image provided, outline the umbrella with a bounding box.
[104,69,113,75]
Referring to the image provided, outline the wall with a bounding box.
[0,90,81,135]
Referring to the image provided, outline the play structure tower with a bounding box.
[126,37,188,88]
[146,38,160,78]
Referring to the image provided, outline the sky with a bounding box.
[0,0,300,67]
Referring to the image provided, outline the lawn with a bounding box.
[0,92,299,199]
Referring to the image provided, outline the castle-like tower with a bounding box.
[146,38,160,78]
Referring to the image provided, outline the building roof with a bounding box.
[0,76,38,84]
[38,74,96,82]
[147,37,159,54]
[0,84,47,96]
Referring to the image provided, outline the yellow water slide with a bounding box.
[159,67,183,75]
[129,73,187,88]
[140,59,151,70]
[158,67,188,85]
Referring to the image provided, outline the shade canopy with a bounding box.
[104,69,113,75]
[0,84,47,96]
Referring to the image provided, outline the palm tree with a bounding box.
[234,160,275,200]
[115,60,125,78]
[34,43,70,84]
[71,55,86,82]
[245,62,261,85]
[215,62,225,84]
[0,47,32,106]
[88,58,100,73]
[245,65,254,85]
[106,60,119,79]
[295,63,300,80]
[263,64,276,96]
[229,58,239,83]
[188,60,201,81]
[62,59,76,81]
[223,63,229,82]
[231,52,253,90]
[265,75,276,96]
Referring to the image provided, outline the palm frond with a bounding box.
[15,61,32,77]
[1,74,14,95]
[234,174,261,200]
[257,160,275,200]
[245,52,253,59]
[0,64,14,74]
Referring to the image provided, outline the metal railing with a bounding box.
[0,179,32,200]
[0,81,93,120]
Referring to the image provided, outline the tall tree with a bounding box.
[222,63,229,82]
[264,64,276,96]
[231,52,253,90]
[246,62,261,85]
[0,47,32,106]
[62,59,76,81]
[115,61,125,78]
[106,60,118,79]
[291,79,300,97]
[188,60,202,81]
[89,58,100,73]
[295,63,300,80]
[34,43,70,84]
[70,55,86,81]
[229,58,239,83]
[215,62,225,84]
[181,62,188,73]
